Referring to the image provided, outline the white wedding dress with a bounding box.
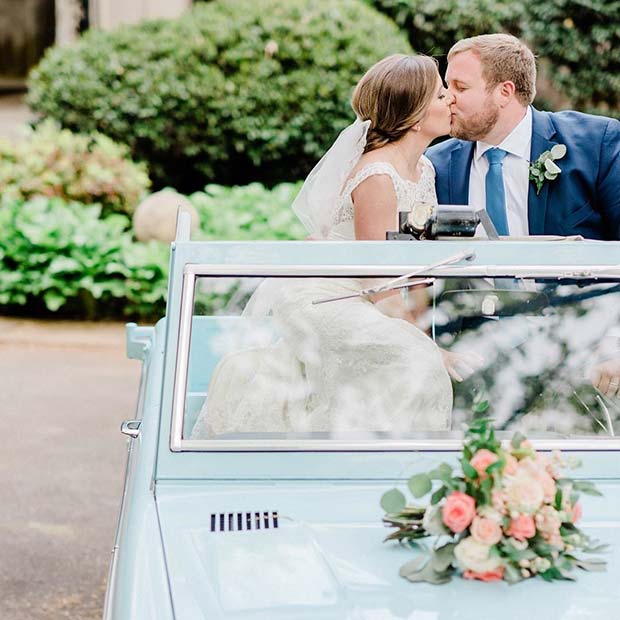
[190,157,453,438]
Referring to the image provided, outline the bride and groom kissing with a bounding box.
[191,33,620,439]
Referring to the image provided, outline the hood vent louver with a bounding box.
[210,511,279,532]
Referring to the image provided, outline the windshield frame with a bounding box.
[170,263,620,453]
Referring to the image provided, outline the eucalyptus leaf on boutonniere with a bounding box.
[529,144,567,194]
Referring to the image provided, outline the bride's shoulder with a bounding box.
[347,151,398,183]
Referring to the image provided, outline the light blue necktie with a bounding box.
[483,148,509,235]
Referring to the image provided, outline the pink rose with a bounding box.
[571,502,582,524]
[471,516,503,545]
[506,514,536,541]
[442,491,476,533]
[470,449,499,478]
[463,567,505,582]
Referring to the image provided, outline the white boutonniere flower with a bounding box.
[529,144,567,195]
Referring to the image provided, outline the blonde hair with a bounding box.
[448,34,536,106]
[351,54,439,153]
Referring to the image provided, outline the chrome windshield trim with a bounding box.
[170,263,620,453]
[170,269,197,451]
[183,263,620,279]
[178,438,620,452]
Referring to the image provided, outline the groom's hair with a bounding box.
[448,34,536,106]
[352,54,439,153]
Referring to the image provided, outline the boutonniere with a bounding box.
[529,144,567,194]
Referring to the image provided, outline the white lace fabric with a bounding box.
[332,157,437,234]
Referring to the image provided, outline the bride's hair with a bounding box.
[352,54,439,153]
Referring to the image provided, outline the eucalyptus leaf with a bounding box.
[550,144,567,159]
[381,488,406,514]
[398,555,428,577]
[408,473,432,498]
[431,543,456,572]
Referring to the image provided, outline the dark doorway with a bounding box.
[0,0,56,90]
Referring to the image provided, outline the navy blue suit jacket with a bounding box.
[426,108,620,239]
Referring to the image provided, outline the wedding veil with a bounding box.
[292,118,371,239]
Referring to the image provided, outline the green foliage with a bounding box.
[0,197,168,321]
[0,120,150,217]
[368,0,523,57]
[525,1,620,115]
[369,0,620,116]
[189,182,306,240]
[28,0,412,191]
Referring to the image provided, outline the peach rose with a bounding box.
[442,491,476,533]
[518,458,556,503]
[504,473,544,515]
[506,514,536,541]
[463,567,505,582]
[470,449,499,478]
[571,502,583,524]
[504,454,519,475]
[471,516,503,546]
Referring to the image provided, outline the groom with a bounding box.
[426,34,620,240]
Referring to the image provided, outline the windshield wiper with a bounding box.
[312,250,475,305]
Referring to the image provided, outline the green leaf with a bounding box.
[572,481,603,496]
[408,473,432,498]
[510,431,526,449]
[398,555,428,577]
[575,558,607,572]
[380,488,406,514]
[430,486,447,505]
[431,542,456,572]
[460,457,478,480]
[503,563,523,584]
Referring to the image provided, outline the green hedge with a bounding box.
[526,1,620,115]
[28,0,412,191]
[369,0,620,117]
[0,120,150,217]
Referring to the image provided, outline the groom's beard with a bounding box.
[450,102,500,141]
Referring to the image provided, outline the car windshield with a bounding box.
[181,272,620,444]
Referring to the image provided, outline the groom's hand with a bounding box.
[590,358,620,398]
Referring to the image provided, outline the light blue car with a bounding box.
[104,213,620,619]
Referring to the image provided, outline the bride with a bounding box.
[191,54,455,438]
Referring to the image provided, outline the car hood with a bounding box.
[156,481,620,620]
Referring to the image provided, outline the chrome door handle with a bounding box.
[120,420,142,439]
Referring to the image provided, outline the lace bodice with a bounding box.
[332,157,437,236]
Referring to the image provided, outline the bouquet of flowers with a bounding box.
[381,419,607,584]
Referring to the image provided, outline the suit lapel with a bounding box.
[449,141,475,204]
[528,108,558,234]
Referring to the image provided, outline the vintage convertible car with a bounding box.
[104,212,620,619]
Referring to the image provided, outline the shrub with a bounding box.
[189,182,306,240]
[368,0,523,61]
[0,197,168,320]
[525,1,620,116]
[28,0,411,190]
[0,120,150,217]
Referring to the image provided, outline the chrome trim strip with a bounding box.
[170,269,197,451]
[177,438,620,452]
[183,263,620,279]
[170,262,620,453]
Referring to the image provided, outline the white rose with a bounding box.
[422,503,449,536]
[454,537,502,573]
[504,473,544,515]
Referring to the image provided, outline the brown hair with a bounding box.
[351,54,439,153]
[448,34,537,106]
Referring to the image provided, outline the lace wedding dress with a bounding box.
[190,157,453,438]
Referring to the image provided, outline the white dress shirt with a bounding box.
[470,107,532,236]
